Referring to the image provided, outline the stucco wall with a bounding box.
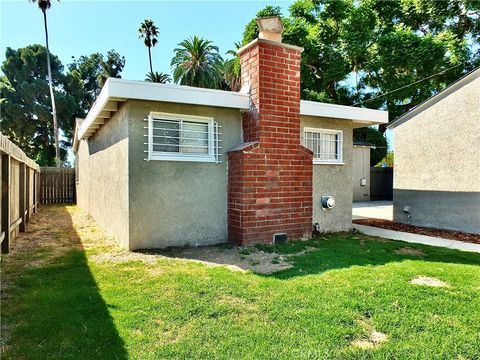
[393,76,480,233]
[353,146,371,201]
[127,100,242,249]
[301,116,354,232]
[76,103,130,248]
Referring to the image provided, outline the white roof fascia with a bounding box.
[78,78,389,140]
[78,80,111,139]
[300,100,388,126]
[78,78,251,140]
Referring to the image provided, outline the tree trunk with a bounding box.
[43,9,60,167]
[148,46,153,74]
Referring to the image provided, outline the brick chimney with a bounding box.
[227,16,313,246]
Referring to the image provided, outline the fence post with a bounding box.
[25,167,30,224]
[1,154,11,254]
[19,163,26,232]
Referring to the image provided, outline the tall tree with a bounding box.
[223,42,242,91]
[171,36,224,89]
[67,50,126,118]
[30,0,60,166]
[0,45,77,165]
[240,1,480,163]
[145,71,171,83]
[138,19,159,74]
[0,46,125,165]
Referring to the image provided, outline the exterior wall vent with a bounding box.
[273,233,287,244]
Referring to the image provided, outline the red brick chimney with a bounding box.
[227,16,313,245]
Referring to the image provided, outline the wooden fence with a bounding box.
[1,133,40,254]
[370,167,393,201]
[40,167,76,204]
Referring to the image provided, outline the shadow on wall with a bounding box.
[393,189,480,234]
[1,205,128,359]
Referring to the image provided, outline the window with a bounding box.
[145,112,221,162]
[303,128,343,164]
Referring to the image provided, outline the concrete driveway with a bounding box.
[352,201,393,221]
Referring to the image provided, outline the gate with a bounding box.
[370,167,393,201]
[40,167,76,204]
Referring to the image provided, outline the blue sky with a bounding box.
[1,0,293,79]
[0,0,393,151]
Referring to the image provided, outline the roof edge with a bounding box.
[388,66,480,130]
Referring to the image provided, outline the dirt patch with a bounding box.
[410,276,450,287]
[353,218,480,244]
[154,246,293,274]
[394,247,425,256]
[89,252,161,264]
[351,318,388,350]
[352,330,388,349]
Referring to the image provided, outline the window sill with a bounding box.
[313,161,345,166]
[147,153,217,163]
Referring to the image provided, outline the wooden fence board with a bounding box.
[40,167,76,204]
[0,132,40,254]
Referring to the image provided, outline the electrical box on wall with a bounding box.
[360,178,367,186]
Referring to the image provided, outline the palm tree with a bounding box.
[171,36,224,89]
[223,42,242,91]
[31,0,60,166]
[145,71,171,83]
[138,19,159,74]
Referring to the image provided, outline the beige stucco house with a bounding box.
[352,142,373,202]
[388,67,480,234]
[73,18,387,250]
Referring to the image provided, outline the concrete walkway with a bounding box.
[354,224,480,254]
[352,201,393,221]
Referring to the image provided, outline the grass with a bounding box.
[1,205,480,359]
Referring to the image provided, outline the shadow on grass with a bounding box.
[147,233,480,279]
[1,205,127,360]
[256,234,480,280]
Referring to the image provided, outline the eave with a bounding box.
[78,78,389,140]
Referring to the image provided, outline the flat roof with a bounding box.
[77,78,388,140]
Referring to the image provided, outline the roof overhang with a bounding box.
[77,78,251,140]
[388,66,480,130]
[78,78,389,140]
[300,100,388,128]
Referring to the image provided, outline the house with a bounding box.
[388,67,480,234]
[352,141,374,202]
[73,17,388,250]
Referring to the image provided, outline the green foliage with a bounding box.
[223,42,242,91]
[1,46,125,165]
[67,50,125,118]
[145,71,171,83]
[238,1,479,161]
[138,19,159,49]
[353,126,388,166]
[3,204,480,359]
[138,19,159,73]
[242,5,283,44]
[30,0,54,12]
[241,1,480,120]
[376,151,394,168]
[0,45,76,165]
[171,36,224,89]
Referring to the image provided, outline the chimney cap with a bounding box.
[257,16,283,42]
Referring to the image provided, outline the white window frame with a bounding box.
[147,112,216,163]
[303,127,344,165]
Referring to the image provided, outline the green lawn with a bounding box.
[2,205,480,359]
